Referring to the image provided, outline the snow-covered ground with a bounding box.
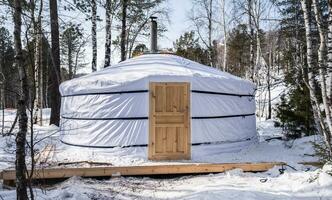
[0,108,331,199]
[1,162,332,199]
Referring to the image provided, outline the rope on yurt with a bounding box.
[191,90,254,97]
[60,113,255,121]
[192,113,255,119]
[61,89,255,98]
[61,116,148,120]
[61,90,148,97]
[60,136,255,149]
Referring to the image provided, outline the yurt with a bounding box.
[59,54,257,160]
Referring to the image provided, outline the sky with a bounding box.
[159,0,192,48]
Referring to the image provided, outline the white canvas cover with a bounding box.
[59,54,257,150]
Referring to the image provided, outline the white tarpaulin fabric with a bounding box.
[60,54,257,149]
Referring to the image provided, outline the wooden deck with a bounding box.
[0,162,286,186]
[0,143,321,187]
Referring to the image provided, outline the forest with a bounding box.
[0,0,332,199]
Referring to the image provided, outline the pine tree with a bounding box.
[61,23,86,79]
[0,27,16,108]
[174,31,210,65]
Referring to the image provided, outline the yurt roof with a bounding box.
[60,54,255,96]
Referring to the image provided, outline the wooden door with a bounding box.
[149,82,191,160]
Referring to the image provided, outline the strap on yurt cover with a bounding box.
[60,136,255,149]
[61,89,254,98]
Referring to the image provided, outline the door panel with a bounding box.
[149,82,191,160]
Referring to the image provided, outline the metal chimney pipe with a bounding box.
[150,16,157,53]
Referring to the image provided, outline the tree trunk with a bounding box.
[13,0,29,198]
[301,0,332,156]
[248,0,255,81]
[267,43,272,120]
[208,0,213,66]
[33,7,43,126]
[328,0,332,99]
[221,0,227,71]
[0,44,4,135]
[68,36,73,79]
[49,0,61,126]
[91,0,97,71]
[120,0,128,62]
[253,0,262,82]
[104,0,112,67]
[255,28,261,80]
[313,0,332,156]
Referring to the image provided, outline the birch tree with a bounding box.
[252,0,262,82]
[13,0,29,198]
[32,0,43,126]
[301,0,332,156]
[104,0,120,67]
[221,0,227,71]
[104,0,113,67]
[189,0,216,67]
[248,0,255,80]
[313,0,332,156]
[91,0,97,71]
[328,0,332,97]
[120,0,128,61]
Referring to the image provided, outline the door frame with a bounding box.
[148,82,191,160]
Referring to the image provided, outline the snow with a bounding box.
[0,109,330,199]
[1,166,332,199]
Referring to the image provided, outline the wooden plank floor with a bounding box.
[1,162,285,183]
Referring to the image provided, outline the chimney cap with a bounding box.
[150,16,157,20]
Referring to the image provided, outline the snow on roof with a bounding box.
[60,54,255,96]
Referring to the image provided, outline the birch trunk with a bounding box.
[221,0,227,71]
[120,0,128,61]
[91,0,97,71]
[267,44,272,120]
[13,0,29,198]
[33,2,43,126]
[0,39,4,135]
[253,0,262,82]
[104,0,112,68]
[68,34,73,78]
[328,0,332,99]
[208,0,213,66]
[301,0,332,156]
[255,29,261,79]
[248,0,255,81]
[313,0,332,155]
